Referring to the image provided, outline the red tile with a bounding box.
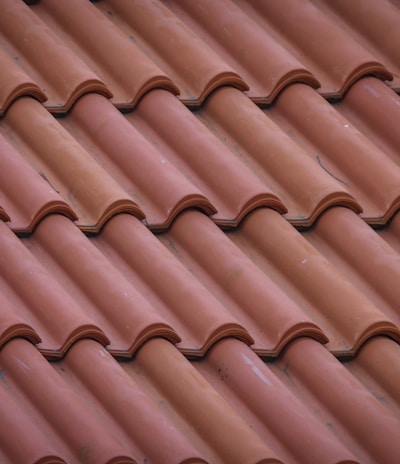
[0,338,136,463]
[162,0,319,104]
[266,82,400,224]
[234,0,392,97]
[0,96,144,233]
[303,207,400,333]
[312,0,400,91]
[271,337,400,464]
[0,217,109,358]
[0,46,46,115]
[0,0,111,113]
[0,129,76,233]
[196,338,359,463]
[94,0,249,106]
[227,207,400,356]
[196,86,360,226]
[158,209,327,356]
[31,0,180,110]
[336,77,400,170]
[60,92,218,230]
[22,214,180,357]
[92,213,253,356]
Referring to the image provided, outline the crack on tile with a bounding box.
[316,155,349,186]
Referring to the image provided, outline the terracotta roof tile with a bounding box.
[195,86,361,226]
[303,207,400,331]
[93,0,249,106]
[31,0,180,110]
[312,0,400,92]
[0,1,400,463]
[227,208,400,356]
[0,96,145,233]
[0,0,111,113]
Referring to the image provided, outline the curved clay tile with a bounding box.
[62,339,209,464]
[24,214,180,357]
[0,47,46,115]
[158,210,327,356]
[131,338,282,463]
[197,86,360,226]
[337,78,400,171]
[0,132,77,234]
[92,213,253,356]
[234,0,392,98]
[0,220,109,358]
[267,83,400,225]
[345,336,400,416]
[60,91,285,229]
[227,208,400,356]
[128,89,286,225]
[313,0,400,91]
[0,289,41,348]
[0,0,111,113]
[60,92,217,231]
[196,338,359,464]
[162,0,319,104]
[93,0,248,106]
[273,338,400,464]
[1,97,145,233]
[0,339,136,464]
[303,207,400,336]
[31,0,180,110]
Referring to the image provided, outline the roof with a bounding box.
[1,1,400,463]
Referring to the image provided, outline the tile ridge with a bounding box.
[106,323,182,359]
[143,194,217,233]
[336,62,393,99]
[286,192,362,228]
[212,193,287,229]
[181,72,249,108]
[38,325,110,360]
[250,68,320,106]
[0,324,41,350]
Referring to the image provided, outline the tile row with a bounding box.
[1,0,398,114]
[0,206,399,359]
[2,77,400,232]
[0,335,399,464]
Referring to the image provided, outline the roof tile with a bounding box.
[267,82,400,224]
[158,209,327,356]
[303,207,400,331]
[233,0,392,97]
[0,0,111,113]
[31,0,180,110]
[312,0,400,92]
[227,208,400,355]
[162,0,319,103]
[93,0,249,106]
[22,214,180,357]
[0,96,145,233]
[0,1,399,463]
